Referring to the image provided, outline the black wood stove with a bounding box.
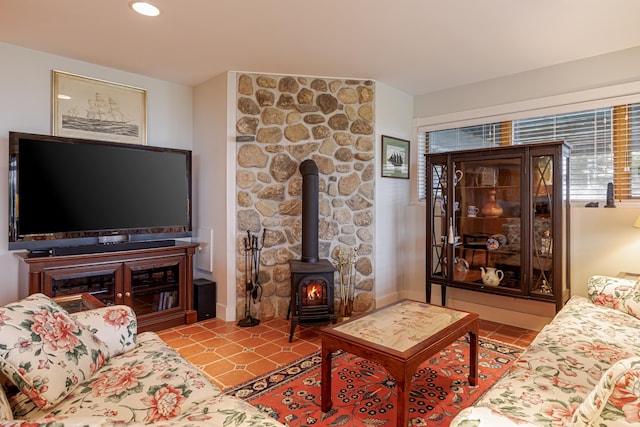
[288,159,336,342]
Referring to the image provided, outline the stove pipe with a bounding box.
[300,159,319,263]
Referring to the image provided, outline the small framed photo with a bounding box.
[381,135,409,179]
[52,70,147,144]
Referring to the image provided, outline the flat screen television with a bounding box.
[9,131,192,254]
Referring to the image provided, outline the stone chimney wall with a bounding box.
[235,73,375,320]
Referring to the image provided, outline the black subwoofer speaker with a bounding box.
[193,279,216,321]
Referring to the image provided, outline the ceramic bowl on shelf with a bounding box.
[491,233,507,246]
[486,237,500,251]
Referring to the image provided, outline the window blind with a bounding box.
[418,123,502,201]
[513,108,612,201]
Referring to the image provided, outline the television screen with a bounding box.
[9,132,192,252]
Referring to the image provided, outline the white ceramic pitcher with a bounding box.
[480,267,504,286]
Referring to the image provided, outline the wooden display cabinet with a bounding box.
[426,141,571,312]
[17,241,199,332]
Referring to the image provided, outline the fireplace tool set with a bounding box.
[238,229,266,327]
[335,247,357,318]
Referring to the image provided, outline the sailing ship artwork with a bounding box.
[387,150,405,167]
[62,92,139,137]
[381,135,409,178]
[53,71,146,144]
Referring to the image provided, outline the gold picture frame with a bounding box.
[381,135,409,179]
[52,70,147,144]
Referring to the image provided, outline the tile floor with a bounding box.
[157,316,538,391]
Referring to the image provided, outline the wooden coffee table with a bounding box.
[321,299,478,427]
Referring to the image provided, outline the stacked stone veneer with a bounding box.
[235,73,375,320]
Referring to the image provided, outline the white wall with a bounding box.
[374,83,414,307]
[409,46,640,329]
[0,42,193,305]
[192,72,237,320]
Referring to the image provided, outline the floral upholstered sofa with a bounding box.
[450,275,640,427]
[0,293,285,427]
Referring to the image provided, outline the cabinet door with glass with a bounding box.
[124,255,185,317]
[43,263,122,307]
[426,142,570,312]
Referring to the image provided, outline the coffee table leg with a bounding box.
[321,346,333,412]
[469,330,478,386]
[397,373,409,427]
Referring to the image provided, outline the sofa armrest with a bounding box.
[587,275,640,318]
[572,356,640,427]
[71,305,137,357]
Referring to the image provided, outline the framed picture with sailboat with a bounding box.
[52,70,147,144]
[381,135,409,179]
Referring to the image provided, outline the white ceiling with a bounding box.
[2,0,640,96]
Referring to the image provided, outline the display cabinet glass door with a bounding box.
[44,263,121,307]
[530,154,554,296]
[428,155,525,296]
[126,256,184,317]
[429,159,448,281]
[454,158,523,291]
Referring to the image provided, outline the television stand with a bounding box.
[50,240,176,256]
[16,241,199,332]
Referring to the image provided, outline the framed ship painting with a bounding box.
[381,135,409,179]
[52,70,147,144]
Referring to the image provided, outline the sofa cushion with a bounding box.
[588,275,640,319]
[72,306,137,357]
[572,356,640,427]
[0,294,109,409]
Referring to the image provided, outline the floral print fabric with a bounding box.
[450,276,640,427]
[572,356,640,427]
[10,332,285,426]
[0,294,109,410]
[72,306,137,357]
[588,275,640,319]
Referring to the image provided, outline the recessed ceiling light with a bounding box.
[130,2,160,17]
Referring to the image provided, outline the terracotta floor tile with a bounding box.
[227,349,262,365]
[215,342,245,357]
[268,350,304,365]
[189,330,218,342]
[157,330,182,341]
[217,369,255,389]
[226,329,254,342]
[258,329,288,341]
[163,336,197,349]
[235,336,269,350]
[202,359,235,376]
[253,342,281,357]
[199,335,232,347]
[175,325,209,335]
[291,341,320,356]
[187,351,223,365]
[177,343,207,357]
[246,358,279,376]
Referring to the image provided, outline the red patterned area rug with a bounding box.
[226,337,523,427]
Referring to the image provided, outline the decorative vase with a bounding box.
[482,190,503,217]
